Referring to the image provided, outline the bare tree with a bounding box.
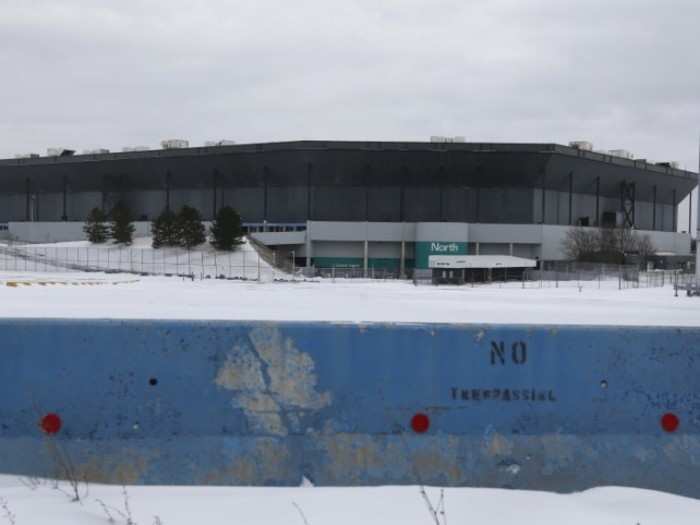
[0,498,16,525]
[634,233,656,260]
[562,227,599,260]
[564,226,654,265]
[292,501,311,525]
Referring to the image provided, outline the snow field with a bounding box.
[0,273,698,326]
[0,477,698,525]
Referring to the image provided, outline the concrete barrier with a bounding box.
[1,319,699,496]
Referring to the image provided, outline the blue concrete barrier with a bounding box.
[1,319,699,496]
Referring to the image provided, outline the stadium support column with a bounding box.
[475,187,481,222]
[306,163,313,220]
[400,166,407,222]
[364,164,371,221]
[263,165,270,224]
[696,137,700,282]
[689,190,693,236]
[400,240,406,278]
[305,230,312,269]
[652,185,657,230]
[568,171,573,225]
[25,178,30,221]
[595,176,600,226]
[439,165,445,221]
[363,239,368,278]
[62,176,68,221]
[212,170,219,218]
[672,189,677,231]
[540,170,546,224]
[165,171,171,212]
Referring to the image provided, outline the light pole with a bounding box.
[695,136,700,284]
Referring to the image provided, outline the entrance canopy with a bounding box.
[429,255,537,269]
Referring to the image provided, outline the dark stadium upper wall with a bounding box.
[0,141,695,227]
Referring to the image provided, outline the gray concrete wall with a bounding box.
[468,224,542,244]
[368,242,401,258]
[312,241,364,258]
[415,222,469,242]
[8,221,154,243]
[251,231,306,246]
[308,221,416,242]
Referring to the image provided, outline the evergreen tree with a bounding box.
[151,208,178,248]
[83,207,109,244]
[109,201,135,245]
[210,206,244,251]
[175,205,206,249]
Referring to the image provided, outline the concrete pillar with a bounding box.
[400,240,406,278]
[509,243,514,256]
[305,225,312,268]
[363,239,368,277]
[475,242,480,255]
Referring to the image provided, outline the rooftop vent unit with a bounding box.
[204,140,236,147]
[608,149,634,160]
[46,148,75,157]
[121,146,150,152]
[161,139,189,150]
[14,153,40,159]
[656,161,680,169]
[569,141,593,151]
[82,148,110,155]
[430,136,466,143]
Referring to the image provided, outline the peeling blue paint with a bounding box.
[0,319,699,496]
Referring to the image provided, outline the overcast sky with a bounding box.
[1,0,699,228]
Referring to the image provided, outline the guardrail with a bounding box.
[2,319,698,497]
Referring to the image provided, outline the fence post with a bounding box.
[618,265,622,290]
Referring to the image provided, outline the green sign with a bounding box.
[415,241,468,269]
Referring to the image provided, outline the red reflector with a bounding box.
[661,413,679,433]
[40,413,62,435]
[411,413,430,433]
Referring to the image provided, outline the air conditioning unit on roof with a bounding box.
[161,139,189,149]
[608,149,634,160]
[569,141,593,151]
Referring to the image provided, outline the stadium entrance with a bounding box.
[429,255,537,285]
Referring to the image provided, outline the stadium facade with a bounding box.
[0,140,696,274]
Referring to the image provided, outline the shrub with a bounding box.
[210,206,244,251]
[175,205,205,249]
[151,209,178,248]
[109,201,135,245]
[83,207,108,244]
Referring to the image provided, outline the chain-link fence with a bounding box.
[523,261,692,290]
[313,267,405,280]
[0,243,297,282]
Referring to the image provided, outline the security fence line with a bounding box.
[0,244,297,282]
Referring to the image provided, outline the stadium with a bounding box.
[0,139,696,279]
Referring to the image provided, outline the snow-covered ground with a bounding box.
[0,476,698,525]
[0,272,698,326]
[0,237,282,281]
